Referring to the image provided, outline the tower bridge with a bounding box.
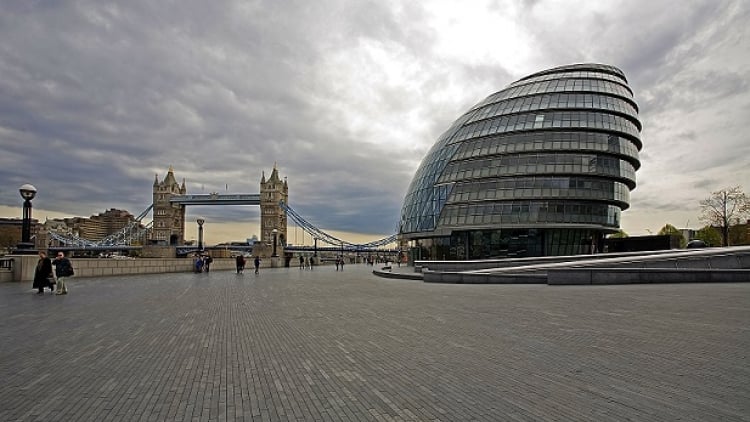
[48,165,399,254]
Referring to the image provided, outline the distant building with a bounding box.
[400,63,642,259]
[605,235,681,253]
[60,209,136,241]
[728,220,750,246]
[42,209,139,248]
[0,217,40,252]
[679,228,697,242]
[42,219,69,249]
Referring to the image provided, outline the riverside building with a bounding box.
[400,63,642,260]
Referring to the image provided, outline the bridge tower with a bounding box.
[151,166,186,245]
[260,164,288,247]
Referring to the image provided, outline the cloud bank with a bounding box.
[0,0,748,242]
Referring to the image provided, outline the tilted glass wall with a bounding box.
[400,63,642,259]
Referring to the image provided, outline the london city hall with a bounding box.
[400,64,642,260]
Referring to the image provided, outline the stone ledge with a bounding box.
[548,268,750,285]
[372,267,423,280]
[423,270,546,284]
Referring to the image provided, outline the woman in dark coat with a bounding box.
[33,251,53,295]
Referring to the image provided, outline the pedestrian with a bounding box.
[335,257,340,271]
[254,256,261,274]
[340,257,344,271]
[203,255,213,272]
[194,255,204,273]
[33,251,54,295]
[236,254,245,274]
[309,256,314,270]
[299,255,304,269]
[53,251,73,295]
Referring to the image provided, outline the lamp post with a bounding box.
[197,218,205,251]
[17,184,37,252]
[272,228,278,257]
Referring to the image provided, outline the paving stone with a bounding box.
[0,265,748,421]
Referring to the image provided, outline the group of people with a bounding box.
[194,254,213,273]
[365,255,399,266]
[236,254,261,274]
[33,250,73,295]
[334,256,345,271]
[297,255,314,270]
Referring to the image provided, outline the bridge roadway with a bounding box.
[1,265,748,421]
[170,193,261,205]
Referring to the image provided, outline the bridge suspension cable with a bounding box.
[280,201,397,249]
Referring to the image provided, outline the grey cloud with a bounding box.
[0,0,748,239]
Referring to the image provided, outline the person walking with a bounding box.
[236,254,245,274]
[203,255,213,272]
[33,251,53,295]
[335,257,340,271]
[299,255,304,269]
[53,251,73,295]
[194,255,204,273]
[254,256,261,274]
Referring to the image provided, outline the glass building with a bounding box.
[400,63,641,260]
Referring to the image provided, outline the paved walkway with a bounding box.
[1,264,748,421]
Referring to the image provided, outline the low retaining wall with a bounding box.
[415,249,682,272]
[548,268,750,285]
[423,270,546,284]
[372,267,423,280]
[4,255,242,282]
[71,258,238,278]
[415,247,750,284]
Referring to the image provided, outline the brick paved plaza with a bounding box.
[1,264,748,421]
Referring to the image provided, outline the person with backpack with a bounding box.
[254,256,261,274]
[53,251,73,295]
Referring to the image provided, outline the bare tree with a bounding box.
[699,186,750,246]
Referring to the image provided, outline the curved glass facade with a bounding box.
[400,63,641,259]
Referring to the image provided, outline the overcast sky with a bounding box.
[1,0,748,244]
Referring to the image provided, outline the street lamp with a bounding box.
[197,218,205,251]
[272,228,278,257]
[17,184,37,251]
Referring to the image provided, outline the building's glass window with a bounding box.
[412,228,602,259]
[439,153,636,188]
